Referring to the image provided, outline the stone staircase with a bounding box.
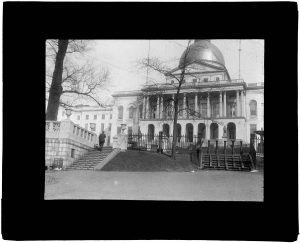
[66,146,113,170]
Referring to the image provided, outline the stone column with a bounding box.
[236,90,240,117]
[183,93,187,118]
[142,95,146,119]
[241,90,246,117]
[146,96,150,119]
[223,91,227,118]
[219,91,222,117]
[195,93,198,116]
[207,92,210,118]
[160,95,163,119]
[156,95,160,119]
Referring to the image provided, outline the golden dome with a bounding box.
[179,40,226,68]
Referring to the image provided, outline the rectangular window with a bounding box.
[192,78,197,83]
[117,126,121,135]
[101,123,104,132]
[94,114,97,120]
[102,114,105,119]
[71,149,75,158]
[110,114,112,119]
[250,124,257,134]
[203,78,208,82]
[108,123,112,131]
[128,126,133,136]
[77,115,80,120]
[86,115,89,120]
[216,77,220,81]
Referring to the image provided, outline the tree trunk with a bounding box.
[171,99,179,159]
[46,40,69,121]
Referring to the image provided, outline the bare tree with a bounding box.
[139,40,194,159]
[46,40,110,121]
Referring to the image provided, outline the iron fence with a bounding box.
[127,133,251,156]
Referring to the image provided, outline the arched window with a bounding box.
[176,124,182,142]
[198,123,206,139]
[210,123,219,139]
[249,100,257,116]
[163,124,170,138]
[148,124,155,141]
[129,106,134,119]
[118,106,123,119]
[186,123,194,142]
[227,122,236,140]
[139,104,143,119]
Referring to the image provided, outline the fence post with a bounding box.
[159,131,163,154]
[250,133,257,169]
[207,140,210,154]
[240,141,243,155]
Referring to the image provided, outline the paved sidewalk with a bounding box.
[45,170,263,201]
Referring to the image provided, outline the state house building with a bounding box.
[111,40,264,144]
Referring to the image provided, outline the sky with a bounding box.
[85,39,264,93]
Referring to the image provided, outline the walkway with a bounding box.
[45,170,263,201]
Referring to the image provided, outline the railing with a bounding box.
[46,120,97,147]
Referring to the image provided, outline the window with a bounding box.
[110,114,112,119]
[94,114,97,120]
[250,124,257,134]
[85,124,88,129]
[203,78,208,82]
[86,115,89,120]
[216,77,220,81]
[102,114,105,119]
[77,115,80,120]
[250,100,257,116]
[129,106,134,119]
[128,126,133,136]
[117,126,121,135]
[118,106,123,119]
[171,80,174,84]
[101,123,104,132]
[108,123,112,131]
[71,149,75,158]
[193,78,197,84]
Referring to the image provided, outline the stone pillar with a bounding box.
[160,95,163,119]
[236,90,240,117]
[195,93,198,116]
[183,93,187,118]
[219,91,222,117]
[241,90,246,117]
[223,91,227,118]
[156,95,160,119]
[207,92,210,118]
[146,96,150,119]
[142,95,146,119]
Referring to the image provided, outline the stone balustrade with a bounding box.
[45,119,98,169]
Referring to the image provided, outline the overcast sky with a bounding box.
[84,39,264,93]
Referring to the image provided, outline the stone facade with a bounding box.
[45,119,97,168]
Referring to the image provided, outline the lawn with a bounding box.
[101,150,198,172]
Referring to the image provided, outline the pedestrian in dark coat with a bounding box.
[98,131,106,151]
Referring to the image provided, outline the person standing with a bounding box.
[98,131,106,151]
